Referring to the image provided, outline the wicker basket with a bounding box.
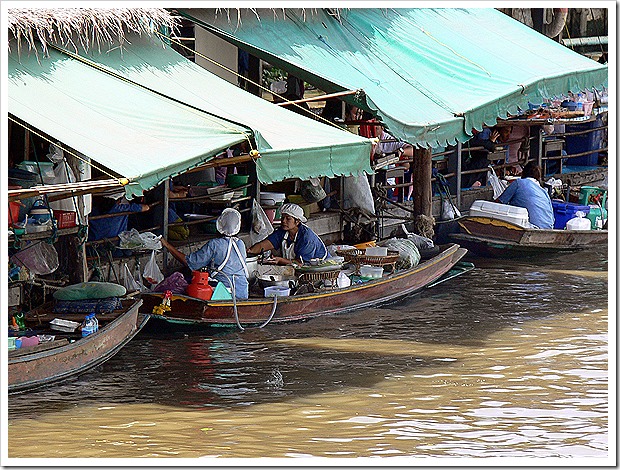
[295,268,340,289]
[336,249,400,271]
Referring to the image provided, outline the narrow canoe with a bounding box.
[142,243,467,329]
[9,299,148,393]
[451,216,607,257]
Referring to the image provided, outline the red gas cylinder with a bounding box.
[186,271,213,300]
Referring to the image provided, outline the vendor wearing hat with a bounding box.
[161,208,249,299]
[247,203,327,266]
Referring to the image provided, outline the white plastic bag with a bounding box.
[250,199,274,246]
[143,250,164,285]
[118,229,162,251]
[488,166,508,199]
[122,262,144,292]
[343,174,376,215]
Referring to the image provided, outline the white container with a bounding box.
[566,215,591,231]
[360,265,384,279]
[264,286,290,297]
[50,318,80,332]
[469,200,529,227]
[365,246,388,257]
[260,192,286,206]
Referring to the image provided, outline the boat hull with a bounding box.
[452,216,608,257]
[8,299,147,393]
[143,244,467,328]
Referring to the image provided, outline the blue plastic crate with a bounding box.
[552,200,590,229]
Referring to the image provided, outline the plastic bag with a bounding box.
[143,250,164,285]
[118,229,162,251]
[379,238,421,269]
[10,241,59,275]
[250,199,274,246]
[122,262,144,292]
[400,225,435,250]
[343,174,375,215]
[488,166,508,200]
[154,272,189,294]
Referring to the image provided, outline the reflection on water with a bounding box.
[7,248,609,462]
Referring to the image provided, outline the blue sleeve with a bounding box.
[114,203,144,213]
[295,226,327,262]
[186,240,216,271]
[266,228,285,250]
[498,180,518,204]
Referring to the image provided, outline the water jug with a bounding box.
[186,271,214,300]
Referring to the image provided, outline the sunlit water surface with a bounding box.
[7,249,610,463]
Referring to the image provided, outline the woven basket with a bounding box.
[336,249,400,267]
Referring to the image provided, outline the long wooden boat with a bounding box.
[8,298,148,393]
[451,215,608,257]
[142,243,467,329]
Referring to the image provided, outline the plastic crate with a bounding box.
[551,200,590,229]
[53,210,77,229]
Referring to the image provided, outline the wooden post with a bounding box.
[412,146,434,238]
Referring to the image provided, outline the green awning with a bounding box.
[8,36,372,196]
[183,8,608,148]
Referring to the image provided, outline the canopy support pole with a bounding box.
[456,142,462,209]
[163,179,170,270]
[277,89,358,107]
[412,147,433,238]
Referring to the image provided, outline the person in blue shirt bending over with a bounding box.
[161,208,249,299]
[496,161,555,229]
[88,192,150,242]
[247,203,327,265]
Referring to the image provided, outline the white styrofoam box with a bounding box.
[50,318,80,332]
[469,200,529,227]
[365,246,388,257]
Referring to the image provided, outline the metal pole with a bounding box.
[537,127,544,168]
[163,178,170,269]
[456,142,462,209]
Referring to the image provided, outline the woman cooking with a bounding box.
[160,208,249,299]
[247,203,327,265]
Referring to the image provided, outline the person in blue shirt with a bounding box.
[161,208,249,299]
[496,162,555,229]
[88,193,150,242]
[247,203,327,265]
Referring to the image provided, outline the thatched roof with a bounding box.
[8,8,177,54]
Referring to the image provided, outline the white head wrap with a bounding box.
[280,203,307,223]
[216,208,242,236]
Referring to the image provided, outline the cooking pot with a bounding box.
[246,256,259,280]
[257,273,297,290]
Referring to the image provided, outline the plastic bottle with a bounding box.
[81,314,96,337]
[92,313,99,333]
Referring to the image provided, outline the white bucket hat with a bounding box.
[280,203,307,223]
[216,208,242,236]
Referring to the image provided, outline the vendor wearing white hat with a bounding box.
[247,203,327,266]
[161,208,249,299]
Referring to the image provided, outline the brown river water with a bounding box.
[5,247,610,464]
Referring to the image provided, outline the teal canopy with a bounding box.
[8,36,372,197]
[184,8,608,148]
